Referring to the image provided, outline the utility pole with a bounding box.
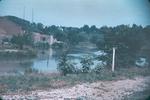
[31,8,34,23]
[23,6,26,20]
[112,47,116,72]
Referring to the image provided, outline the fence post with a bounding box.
[112,47,116,72]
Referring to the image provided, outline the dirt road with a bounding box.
[2,76,150,100]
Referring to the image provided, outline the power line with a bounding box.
[23,6,26,20]
[32,8,34,23]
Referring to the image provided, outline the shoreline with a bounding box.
[0,49,37,58]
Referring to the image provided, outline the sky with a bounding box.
[0,0,150,27]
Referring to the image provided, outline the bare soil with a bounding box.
[0,17,23,35]
[2,76,150,100]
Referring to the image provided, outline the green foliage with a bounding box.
[57,54,76,76]
[6,16,31,32]
[0,75,51,93]
[96,25,149,67]
[11,33,33,49]
[93,63,105,73]
[52,43,64,49]
[80,56,94,73]
[36,23,44,33]
[4,16,150,67]
[0,67,150,93]
[35,42,50,49]
[2,38,9,43]
[0,50,36,58]
[5,16,45,33]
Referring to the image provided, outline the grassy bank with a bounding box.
[0,49,37,58]
[0,67,150,94]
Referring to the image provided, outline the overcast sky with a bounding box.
[0,0,150,27]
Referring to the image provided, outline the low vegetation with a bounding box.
[57,54,76,76]
[0,66,149,94]
[0,49,36,58]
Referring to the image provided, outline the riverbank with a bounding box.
[0,67,150,100]
[0,49,37,58]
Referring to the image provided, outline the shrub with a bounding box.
[57,54,76,76]
[80,56,94,73]
[93,63,105,73]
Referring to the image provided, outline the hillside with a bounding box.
[0,16,27,36]
[0,16,23,36]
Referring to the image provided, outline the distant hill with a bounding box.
[0,16,24,36]
[5,16,31,30]
[0,16,32,36]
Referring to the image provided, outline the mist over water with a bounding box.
[0,0,150,27]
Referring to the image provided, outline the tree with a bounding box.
[90,25,97,32]
[96,24,146,67]
[81,25,90,33]
[11,33,33,49]
[37,23,44,33]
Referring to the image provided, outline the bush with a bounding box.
[93,63,105,73]
[80,56,94,73]
[57,55,76,76]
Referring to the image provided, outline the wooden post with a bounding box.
[112,47,116,72]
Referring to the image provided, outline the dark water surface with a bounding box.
[0,47,102,74]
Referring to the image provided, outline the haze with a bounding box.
[0,0,150,27]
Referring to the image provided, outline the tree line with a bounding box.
[6,16,150,68]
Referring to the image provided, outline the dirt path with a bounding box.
[2,76,150,100]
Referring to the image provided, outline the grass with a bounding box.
[0,49,37,58]
[0,67,150,94]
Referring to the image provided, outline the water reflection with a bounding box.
[0,47,101,74]
[0,58,34,74]
[31,48,59,73]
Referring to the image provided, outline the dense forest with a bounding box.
[4,16,150,68]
